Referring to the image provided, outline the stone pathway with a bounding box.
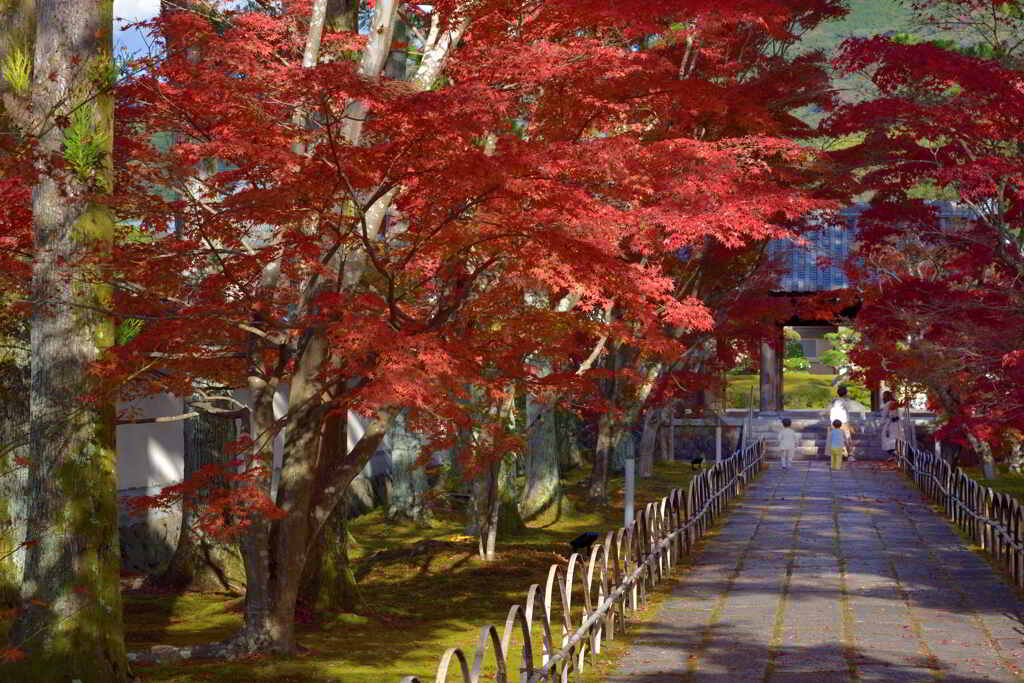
[610,462,1024,682]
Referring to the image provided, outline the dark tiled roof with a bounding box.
[767,202,972,293]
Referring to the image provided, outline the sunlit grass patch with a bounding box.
[727,371,870,410]
[102,461,700,681]
[962,464,1024,505]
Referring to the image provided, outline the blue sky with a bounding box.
[114,0,160,57]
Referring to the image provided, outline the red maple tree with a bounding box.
[824,0,1024,470]
[2,0,846,659]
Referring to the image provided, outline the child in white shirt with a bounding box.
[778,418,797,470]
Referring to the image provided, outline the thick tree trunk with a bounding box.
[657,402,675,462]
[0,0,34,619]
[8,3,131,680]
[225,389,392,656]
[554,408,585,471]
[387,411,431,522]
[151,409,243,592]
[299,412,363,613]
[0,358,28,607]
[637,408,659,478]
[520,392,561,520]
[967,433,998,480]
[1007,437,1023,476]
[299,493,361,614]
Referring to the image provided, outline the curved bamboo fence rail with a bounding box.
[896,440,1024,590]
[399,439,766,683]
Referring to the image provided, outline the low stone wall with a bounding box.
[117,488,181,574]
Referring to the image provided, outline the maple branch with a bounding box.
[117,412,199,425]
[576,335,608,375]
[398,6,428,45]
[237,322,289,346]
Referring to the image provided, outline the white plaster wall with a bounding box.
[114,383,383,492]
[230,384,289,472]
[115,393,185,491]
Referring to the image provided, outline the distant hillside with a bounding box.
[799,0,912,58]
[792,0,911,126]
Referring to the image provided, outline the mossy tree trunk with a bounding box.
[386,411,431,522]
[298,412,362,613]
[0,357,29,607]
[554,408,585,471]
[1007,435,1023,475]
[0,0,35,614]
[7,2,132,680]
[520,358,562,520]
[299,494,362,614]
[637,408,659,478]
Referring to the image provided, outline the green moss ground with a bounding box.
[962,464,1024,505]
[726,371,870,410]
[0,462,701,682]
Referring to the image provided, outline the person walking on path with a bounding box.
[881,390,897,420]
[829,419,846,469]
[777,418,797,470]
[881,415,900,462]
[828,386,856,461]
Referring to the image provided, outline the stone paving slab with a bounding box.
[609,461,1024,682]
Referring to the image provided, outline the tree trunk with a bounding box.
[471,461,500,561]
[589,342,663,500]
[387,411,430,522]
[298,412,363,613]
[611,421,635,474]
[637,408,659,478]
[150,408,243,592]
[520,388,561,520]
[0,0,34,618]
[657,402,675,462]
[225,387,392,656]
[469,456,522,561]
[299,493,361,614]
[0,358,28,607]
[589,412,616,501]
[966,433,998,480]
[554,408,585,471]
[1007,436,1023,476]
[8,2,131,679]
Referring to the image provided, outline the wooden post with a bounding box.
[870,384,883,412]
[667,401,676,461]
[759,328,783,411]
[715,422,722,463]
[624,454,635,528]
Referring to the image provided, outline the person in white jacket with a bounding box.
[881,415,900,461]
[828,386,856,461]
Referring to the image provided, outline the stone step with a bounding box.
[753,421,884,432]
[765,443,890,454]
[766,450,891,462]
[760,435,885,445]
[766,446,825,457]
